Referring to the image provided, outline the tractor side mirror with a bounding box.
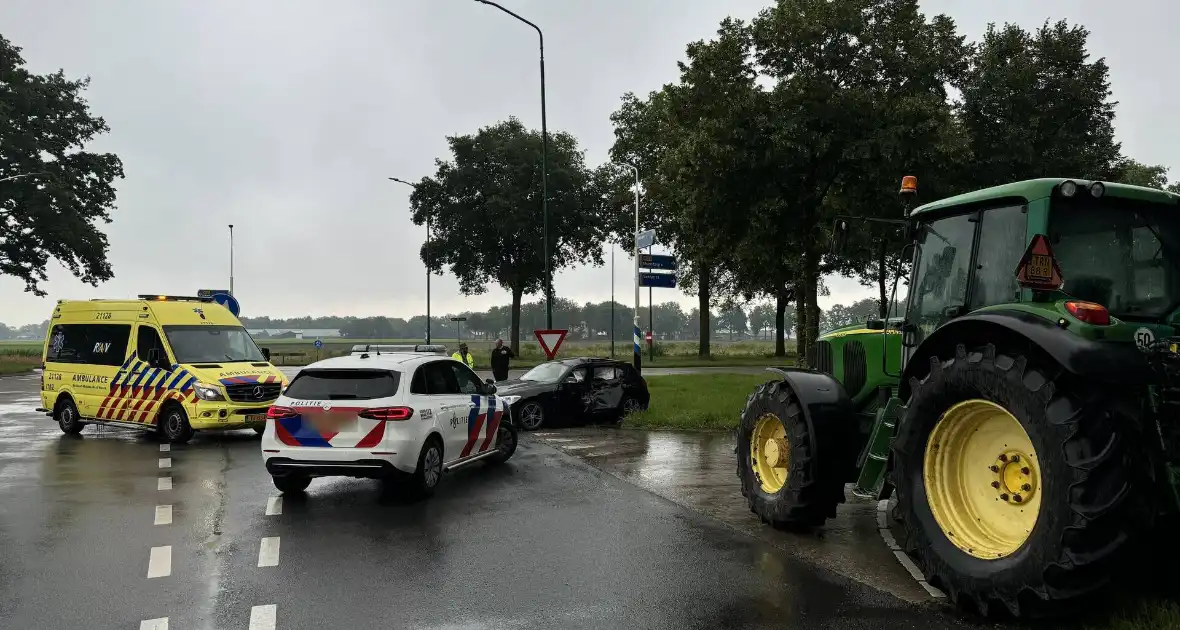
[831,219,850,255]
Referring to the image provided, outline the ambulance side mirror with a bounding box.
[261,347,271,361]
[147,348,168,370]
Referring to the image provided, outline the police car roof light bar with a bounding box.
[349,344,449,355]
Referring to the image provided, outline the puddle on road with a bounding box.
[534,427,934,605]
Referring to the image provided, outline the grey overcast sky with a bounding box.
[2,0,1177,326]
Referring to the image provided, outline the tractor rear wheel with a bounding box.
[736,380,845,529]
[892,343,1150,618]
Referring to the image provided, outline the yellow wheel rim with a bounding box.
[750,413,789,494]
[923,399,1042,559]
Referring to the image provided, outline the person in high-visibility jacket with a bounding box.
[452,343,475,369]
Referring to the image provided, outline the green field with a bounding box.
[258,338,796,368]
[622,373,772,431]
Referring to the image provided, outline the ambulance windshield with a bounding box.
[164,325,266,363]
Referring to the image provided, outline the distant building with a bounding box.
[248,328,342,340]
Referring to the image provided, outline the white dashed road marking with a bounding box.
[159,444,170,452]
[158,458,171,469]
[876,500,944,598]
[154,505,172,526]
[147,546,172,578]
[258,537,280,567]
[249,604,277,630]
[265,496,282,516]
[157,476,172,491]
[139,618,168,630]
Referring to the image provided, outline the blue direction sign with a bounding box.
[640,254,678,271]
[639,272,677,289]
[211,292,240,317]
[314,339,323,350]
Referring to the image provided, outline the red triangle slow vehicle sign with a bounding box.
[1014,234,1064,290]
[534,329,569,360]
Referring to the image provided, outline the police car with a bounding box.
[260,345,516,497]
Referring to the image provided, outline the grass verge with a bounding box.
[0,355,40,376]
[622,373,773,431]
[1087,598,1180,630]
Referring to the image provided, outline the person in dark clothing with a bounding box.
[490,339,515,382]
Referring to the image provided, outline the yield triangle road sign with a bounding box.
[534,329,569,360]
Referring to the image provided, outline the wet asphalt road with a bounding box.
[0,372,970,629]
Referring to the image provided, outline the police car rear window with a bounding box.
[285,369,399,400]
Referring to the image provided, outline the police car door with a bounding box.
[448,362,501,458]
[417,361,469,463]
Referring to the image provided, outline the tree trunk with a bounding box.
[877,240,889,318]
[794,273,807,359]
[697,263,711,358]
[774,288,788,357]
[805,249,821,355]
[509,286,523,355]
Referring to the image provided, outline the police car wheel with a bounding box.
[487,423,517,465]
[159,406,194,444]
[406,438,443,498]
[56,399,84,435]
[272,474,311,494]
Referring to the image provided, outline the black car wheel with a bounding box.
[56,398,85,435]
[518,401,545,431]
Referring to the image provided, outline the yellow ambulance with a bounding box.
[37,295,288,443]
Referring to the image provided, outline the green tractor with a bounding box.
[737,176,1180,618]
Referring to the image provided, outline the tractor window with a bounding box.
[1049,200,1180,320]
[909,213,976,337]
[972,205,1026,307]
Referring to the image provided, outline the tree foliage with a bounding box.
[0,35,124,296]
[408,118,604,353]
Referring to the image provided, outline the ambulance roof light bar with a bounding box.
[137,294,216,303]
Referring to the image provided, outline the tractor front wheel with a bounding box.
[892,343,1150,618]
[736,380,845,529]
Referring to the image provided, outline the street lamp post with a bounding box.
[228,224,234,296]
[615,163,641,374]
[473,0,551,329]
[389,177,431,344]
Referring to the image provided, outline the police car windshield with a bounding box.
[163,325,265,363]
[520,362,568,382]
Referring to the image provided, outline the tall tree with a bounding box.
[748,302,774,340]
[608,19,758,357]
[957,20,1123,186]
[1117,159,1170,189]
[746,0,969,358]
[1,35,124,295]
[408,118,604,353]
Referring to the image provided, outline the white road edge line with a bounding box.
[158,457,171,469]
[147,545,172,578]
[154,505,173,526]
[157,476,172,491]
[265,496,282,516]
[159,443,170,452]
[258,537,280,567]
[139,618,168,630]
[876,499,945,598]
[249,604,277,630]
